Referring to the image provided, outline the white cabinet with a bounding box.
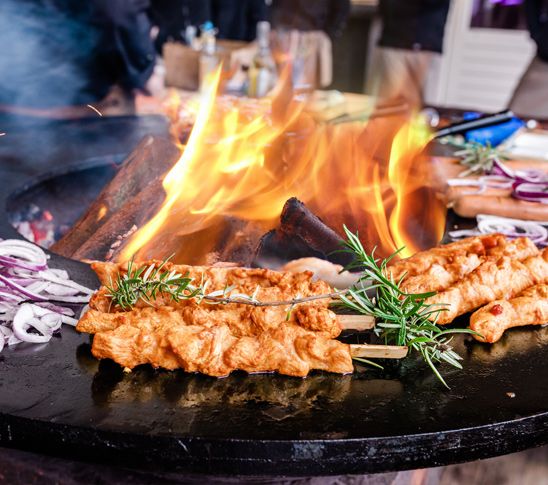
[426,0,536,112]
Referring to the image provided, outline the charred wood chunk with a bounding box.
[52,135,180,258]
[255,198,354,267]
[71,179,166,261]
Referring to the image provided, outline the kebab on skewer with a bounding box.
[427,247,548,325]
[78,261,403,377]
[398,236,538,294]
[86,261,369,337]
[470,284,548,343]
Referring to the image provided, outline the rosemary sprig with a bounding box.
[447,139,508,177]
[336,226,476,388]
[105,258,200,310]
[106,258,342,311]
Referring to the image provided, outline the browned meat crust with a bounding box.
[470,284,548,343]
[89,311,353,377]
[427,248,548,324]
[82,261,341,338]
[399,236,538,294]
[79,262,352,377]
[386,234,507,283]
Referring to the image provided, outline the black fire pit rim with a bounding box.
[4,153,126,210]
[1,408,546,476]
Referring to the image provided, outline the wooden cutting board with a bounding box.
[430,157,548,221]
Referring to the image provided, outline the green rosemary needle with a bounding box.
[448,139,508,177]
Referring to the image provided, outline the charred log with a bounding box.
[71,178,166,261]
[255,198,354,267]
[52,135,180,258]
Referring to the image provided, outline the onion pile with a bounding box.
[491,159,548,204]
[0,240,93,354]
[451,158,548,203]
[449,214,548,246]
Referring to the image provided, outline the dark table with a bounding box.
[0,115,547,480]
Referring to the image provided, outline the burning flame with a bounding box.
[120,68,445,264]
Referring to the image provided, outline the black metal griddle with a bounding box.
[0,116,547,476]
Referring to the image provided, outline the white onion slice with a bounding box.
[12,305,51,344]
[38,270,94,295]
[449,215,548,246]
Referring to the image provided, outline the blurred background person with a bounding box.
[149,0,211,53]
[367,0,451,108]
[509,0,548,118]
[211,0,270,42]
[270,0,351,90]
[0,0,155,117]
[271,0,351,40]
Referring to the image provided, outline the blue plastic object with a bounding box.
[462,111,525,146]
[201,21,215,33]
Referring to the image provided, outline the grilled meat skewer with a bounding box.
[427,248,548,325]
[470,284,548,343]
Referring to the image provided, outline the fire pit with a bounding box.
[0,115,547,476]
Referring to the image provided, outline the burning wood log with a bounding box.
[52,135,180,258]
[255,198,354,267]
[71,178,167,261]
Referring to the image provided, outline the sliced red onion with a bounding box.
[478,215,548,245]
[491,158,548,184]
[450,214,548,246]
[447,175,514,196]
[513,183,548,204]
[0,239,93,354]
[61,315,79,326]
[0,240,48,269]
[0,273,47,301]
[39,270,94,295]
[33,302,75,316]
[447,229,481,239]
[447,179,486,196]
[0,291,22,302]
[8,334,22,346]
[47,268,69,279]
[43,283,81,296]
[478,175,514,190]
[449,214,548,246]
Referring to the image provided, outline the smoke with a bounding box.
[0,1,103,109]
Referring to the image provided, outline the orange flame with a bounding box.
[120,68,445,264]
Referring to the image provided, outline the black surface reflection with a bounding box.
[77,343,404,412]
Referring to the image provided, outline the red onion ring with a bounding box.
[513,183,548,204]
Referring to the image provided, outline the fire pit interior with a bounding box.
[7,80,448,270]
[6,155,124,249]
[7,130,446,270]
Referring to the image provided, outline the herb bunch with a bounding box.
[448,139,508,177]
[336,226,475,387]
[106,258,198,310]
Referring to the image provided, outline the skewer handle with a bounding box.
[338,314,375,330]
[350,344,408,359]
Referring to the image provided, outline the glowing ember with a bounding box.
[120,68,445,264]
